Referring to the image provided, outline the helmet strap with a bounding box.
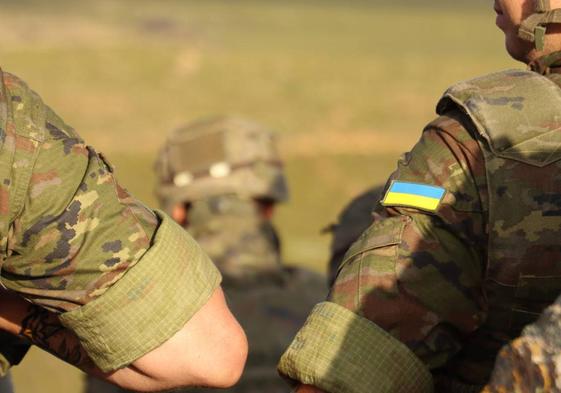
[529,49,561,73]
[519,0,561,50]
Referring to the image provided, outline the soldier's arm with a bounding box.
[278,111,487,392]
[0,71,247,391]
[0,286,247,391]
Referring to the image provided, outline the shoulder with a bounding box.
[1,70,82,143]
[436,69,561,167]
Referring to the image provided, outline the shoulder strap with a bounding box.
[437,69,561,167]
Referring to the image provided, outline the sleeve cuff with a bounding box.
[59,210,222,372]
[278,302,433,393]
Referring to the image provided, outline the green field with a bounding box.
[3,0,516,392]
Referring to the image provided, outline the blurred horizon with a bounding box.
[3,0,515,392]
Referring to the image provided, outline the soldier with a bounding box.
[278,0,561,392]
[0,70,248,391]
[483,291,561,393]
[323,186,384,286]
[85,116,325,393]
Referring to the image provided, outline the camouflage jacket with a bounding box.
[325,186,384,286]
[482,291,561,393]
[0,69,220,373]
[279,70,561,393]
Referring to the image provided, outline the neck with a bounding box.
[529,50,561,74]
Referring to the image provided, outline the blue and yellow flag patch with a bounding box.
[381,181,446,212]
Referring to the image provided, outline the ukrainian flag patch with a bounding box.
[381,181,446,212]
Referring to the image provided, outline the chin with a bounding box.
[505,36,532,64]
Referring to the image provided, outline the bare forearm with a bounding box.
[0,289,161,389]
[0,288,104,376]
[0,287,247,391]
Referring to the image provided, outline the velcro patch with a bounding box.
[381,181,446,212]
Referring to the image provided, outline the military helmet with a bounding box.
[519,0,561,50]
[155,116,289,213]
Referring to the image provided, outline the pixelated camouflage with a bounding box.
[0,70,158,313]
[280,69,561,392]
[324,186,384,286]
[154,116,289,215]
[482,292,561,393]
[0,69,154,370]
[0,69,221,372]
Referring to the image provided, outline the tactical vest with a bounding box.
[436,69,561,386]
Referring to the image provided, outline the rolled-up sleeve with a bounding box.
[278,302,433,393]
[278,113,488,391]
[3,131,220,371]
[59,211,221,371]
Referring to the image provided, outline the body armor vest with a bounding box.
[436,69,561,385]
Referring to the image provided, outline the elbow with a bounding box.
[204,321,248,388]
[106,324,247,392]
[109,287,249,391]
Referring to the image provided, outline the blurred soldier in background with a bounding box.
[323,186,384,287]
[278,1,561,392]
[85,116,325,393]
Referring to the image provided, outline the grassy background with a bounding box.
[2,0,515,391]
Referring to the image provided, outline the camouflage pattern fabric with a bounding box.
[0,69,221,371]
[187,194,281,278]
[482,292,561,393]
[279,70,561,392]
[325,186,384,286]
[85,194,326,393]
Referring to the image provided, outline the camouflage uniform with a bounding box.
[0,69,221,374]
[85,117,325,392]
[278,43,561,393]
[483,292,561,393]
[324,186,384,286]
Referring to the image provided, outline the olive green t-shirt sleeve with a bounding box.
[279,113,488,391]
[2,125,221,371]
